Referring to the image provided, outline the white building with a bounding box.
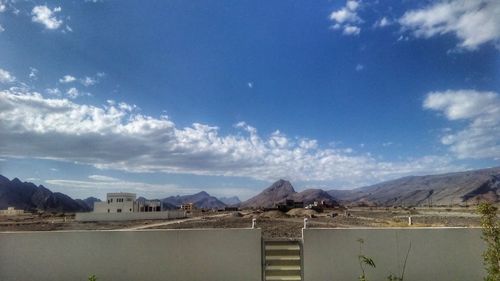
[76,192,186,222]
[94,192,136,213]
[0,207,24,216]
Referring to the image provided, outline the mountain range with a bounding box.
[162,191,227,209]
[240,179,338,208]
[0,175,92,212]
[328,167,500,207]
[1,166,499,212]
[218,196,241,206]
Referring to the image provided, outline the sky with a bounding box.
[0,0,499,200]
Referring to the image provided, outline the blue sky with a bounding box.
[0,0,499,200]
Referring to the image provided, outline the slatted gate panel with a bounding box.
[262,239,303,281]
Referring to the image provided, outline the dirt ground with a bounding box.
[0,207,483,238]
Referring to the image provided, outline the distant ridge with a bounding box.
[241,179,338,208]
[328,167,500,206]
[218,196,241,206]
[162,191,226,209]
[0,175,90,212]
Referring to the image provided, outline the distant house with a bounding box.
[0,207,24,216]
[276,199,303,211]
[93,193,163,213]
[180,203,194,212]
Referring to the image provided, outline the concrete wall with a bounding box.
[75,210,186,221]
[302,228,485,281]
[0,229,262,281]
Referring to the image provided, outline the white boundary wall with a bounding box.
[0,229,262,281]
[75,210,186,221]
[302,228,485,281]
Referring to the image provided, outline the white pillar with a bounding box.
[303,218,308,229]
[408,216,412,226]
[252,218,256,229]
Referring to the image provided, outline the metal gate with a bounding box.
[262,239,303,281]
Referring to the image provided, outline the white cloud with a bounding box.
[0,68,15,83]
[355,64,364,71]
[45,178,196,200]
[65,87,90,99]
[399,0,500,50]
[66,87,80,99]
[247,82,253,89]
[0,25,4,32]
[60,74,103,86]
[88,175,119,182]
[29,67,38,80]
[31,5,63,30]
[81,76,97,87]
[0,89,464,188]
[46,88,61,96]
[329,0,362,36]
[343,25,361,35]
[59,75,76,83]
[424,89,500,159]
[374,17,391,28]
[0,1,6,13]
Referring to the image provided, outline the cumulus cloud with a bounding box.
[0,89,463,187]
[355,64,364,71]
[66,87,80,99]
[29,67,38,80]
[60,73,103,86]
[399,0,500,50]
[330,0,363,36]
[343,25,361,35]
[424,89,500,159]
[81,76,97,87]
[59,75,76,83]
[31,5,63,30]
[374,17,391,28]
[0,25,4,32]
[0,68,15,83]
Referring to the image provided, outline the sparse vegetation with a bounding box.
[386,242,411,281]
[88,275,97,281]
[357,238,376,281]
[477,202,500,281]
[354,239,411,281]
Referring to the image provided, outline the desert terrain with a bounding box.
[0,207,484,238]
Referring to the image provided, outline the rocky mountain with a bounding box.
[241,179,338,208]
[162,191,226,209]
[328,167,500,206]
[290,189,337,205]
[0,175,90,212]
[76,197,101,211]
[218,196,241,206]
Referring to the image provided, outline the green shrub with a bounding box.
[477,202,500,281]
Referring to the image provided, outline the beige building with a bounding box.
[94,193,136,213]
[0,207,24,216]
[93,193,164,213]
[180,203,194,212]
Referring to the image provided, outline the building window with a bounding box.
[107,209,110,213]
[117,209,122,213]
[129,208,132,212]
[127,198,132,202]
